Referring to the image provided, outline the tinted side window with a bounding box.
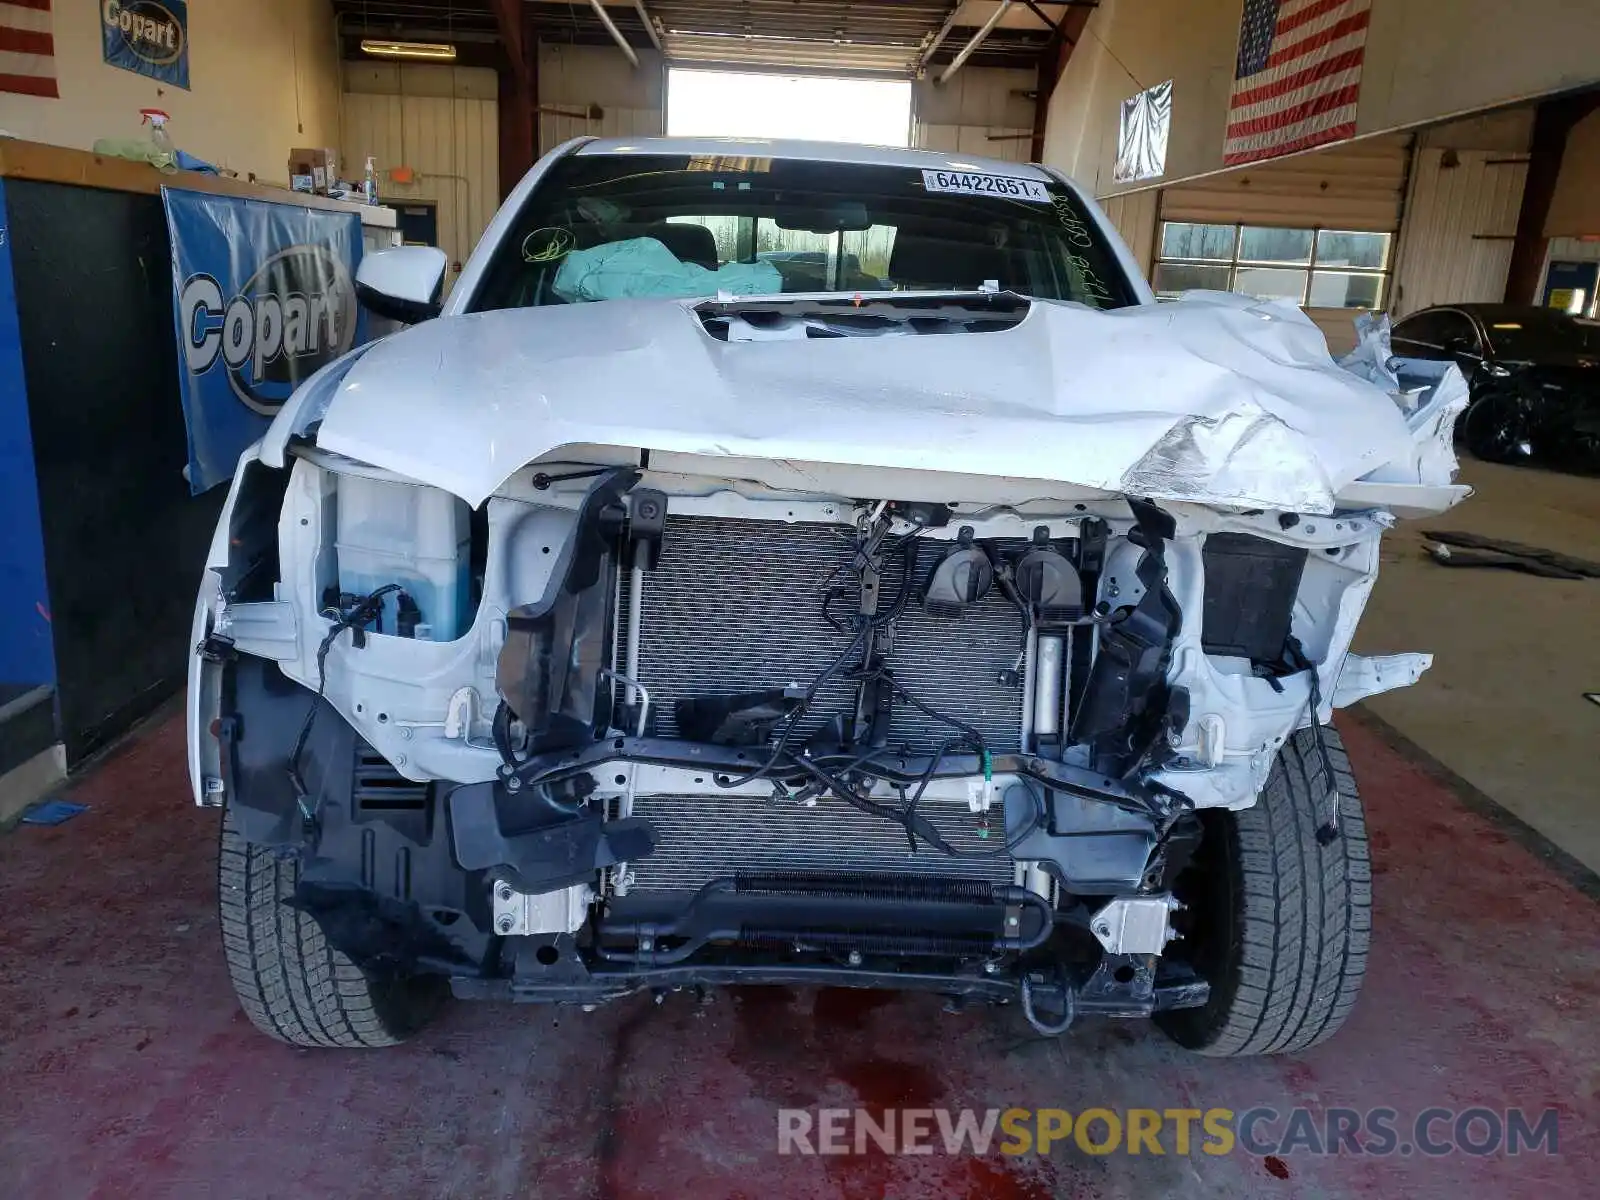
[1393,311,1478,359]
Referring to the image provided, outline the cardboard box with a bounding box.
[288,147,333,194]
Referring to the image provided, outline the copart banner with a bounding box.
[102,0,190,89]
[163,188,365,492]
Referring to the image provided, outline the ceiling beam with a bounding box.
[1029,2,1092,161]
[631,0,665,54]
[488,0,538,199]
[1505,89,1600,303]
[939,0,1013,84]
[1019,0,1058,30]
[589,0,641,68]
[915,6,964,77]
[486,0,528,81]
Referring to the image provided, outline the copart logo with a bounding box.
[103,1,184,65]
[180,245,356,415]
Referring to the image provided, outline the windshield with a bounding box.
[1483,310,1600,360]
[467,153,1136,313]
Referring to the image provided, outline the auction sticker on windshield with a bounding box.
[921,169,1051,203]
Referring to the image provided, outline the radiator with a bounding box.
[622,515,1030,753]
[616,514,1033,892]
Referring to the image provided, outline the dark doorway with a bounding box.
[391,200,440,247]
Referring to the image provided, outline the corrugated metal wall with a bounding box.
[539,45,665,155]
[912,68,1034,163]
[342,64,499,288]
[1390,150,1529,316]
[1098,190,1159,276]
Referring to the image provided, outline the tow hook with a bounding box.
[1019,968,1077,1036]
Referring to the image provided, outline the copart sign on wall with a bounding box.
[102,0,190,89]
[163,188,366,492]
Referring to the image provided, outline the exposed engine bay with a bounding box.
[193,445,1425,1032]
[183,138,1476,1050]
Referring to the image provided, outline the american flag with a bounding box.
[1224,0,1370,166]
[1,0,56,98]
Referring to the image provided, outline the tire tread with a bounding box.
[1171,725,1371,1057]
[217,804,427,1049]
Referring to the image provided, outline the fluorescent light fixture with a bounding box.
[361,39,457,60]
[1491,322,1523,330]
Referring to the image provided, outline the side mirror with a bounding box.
[356,246,447,324]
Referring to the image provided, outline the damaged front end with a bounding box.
[191,426,1432,1032]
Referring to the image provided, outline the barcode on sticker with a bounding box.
[921,169,1051,203]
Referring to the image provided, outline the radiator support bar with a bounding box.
[502,734,1178,821]
[449,949,1212,1016]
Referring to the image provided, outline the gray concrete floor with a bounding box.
[1354,459,1600,873]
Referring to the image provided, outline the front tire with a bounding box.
[1460,390,1530,464]
[1156,725,1371,1056]
[217,803,446,1047]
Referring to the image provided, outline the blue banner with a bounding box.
[102,0,190,89]
[163,188,365,493]
[0,180,57,686]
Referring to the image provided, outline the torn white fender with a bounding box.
[1331,652,1435,709]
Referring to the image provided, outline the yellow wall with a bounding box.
[537,44,664,155]
[1043,0,1237,193]
[342,64,499,285]
[0,0,339,185]
[913,67,1035,163]
[1045,0,1600,196]
[1546,108,1600,238]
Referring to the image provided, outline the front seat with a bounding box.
[641,222,720,270]
[888,230,1012,292]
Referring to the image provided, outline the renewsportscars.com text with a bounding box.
[777,1106,1560,1158]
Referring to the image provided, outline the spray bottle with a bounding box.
[139,108,175,161]
[363,156,378,205]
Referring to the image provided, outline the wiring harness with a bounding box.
[286,583,404,828]
[710,510,1050,857]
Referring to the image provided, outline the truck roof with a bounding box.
[576,135,1057,182]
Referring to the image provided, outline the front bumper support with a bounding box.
[450,949,1209,1016]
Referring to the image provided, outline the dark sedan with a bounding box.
[1391,303,1600,472]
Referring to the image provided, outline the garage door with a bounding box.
[1158,134,1412,231]
[1155,134,1412,350]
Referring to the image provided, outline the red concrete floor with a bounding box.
[1,711,1595,1200]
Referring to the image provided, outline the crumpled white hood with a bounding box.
[313,291,1438,511]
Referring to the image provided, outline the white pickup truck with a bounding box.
[188,137,1466,1051]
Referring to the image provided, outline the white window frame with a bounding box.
[1155,222,1391,310]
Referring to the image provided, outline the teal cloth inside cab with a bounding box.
[552,237,782,302]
